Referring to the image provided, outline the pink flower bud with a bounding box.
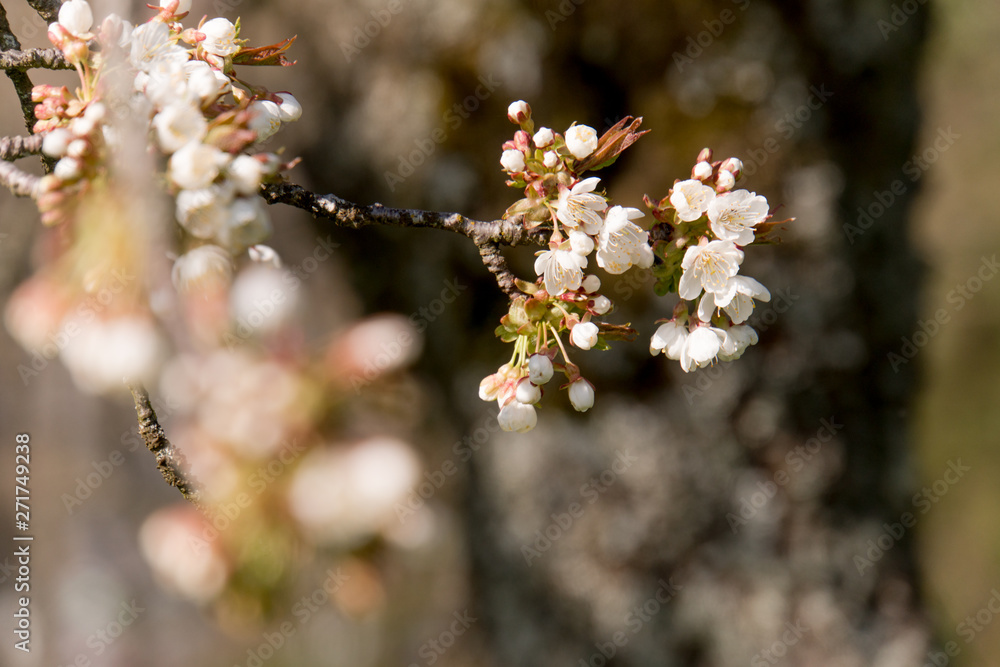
[507,100,531,125]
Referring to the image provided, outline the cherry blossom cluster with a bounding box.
[645,148,777,371]
[483,103,779,432]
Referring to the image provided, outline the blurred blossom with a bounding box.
[229,265,299,336]
[140,506,228,604]
[60,316,166,394]
[324,314,422,386]
[287,437,421,546]
[4,275,71,353]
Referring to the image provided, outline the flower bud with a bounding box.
[515,378,541,405]
[565,124,598,160]
[159,0,192,14]
[54,156,82,181]
[543,151,559,168]
[568,378,595,412]
[582,274,601,294]
[527,354,554,385]
[591,295,611,315]
[507,100,531,125]
[696,147,713,163]
[276,93,302,122]
[532,127,554,147]
[498,400,537,432]
[715,169,735,192]
[570,321,599,350]
[479,373,503,401]
[248,244,282,268]
[568,230,594,256]
[500,149,526,173]
[719,157,743,179]
[692,161,713,180]
[42,128,73,157]
[57,0,93,36]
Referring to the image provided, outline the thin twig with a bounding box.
[0,3,39,132]
[128,383,205,511]
[0,133,43,160]
[0,160,40,196]
[0,47,72,71]
[261,180,548,296]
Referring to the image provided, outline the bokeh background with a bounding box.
[1,0,999,665]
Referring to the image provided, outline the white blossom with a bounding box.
[678,240,744,301]
[707,189,769,245]
[57,0,93,36]
[715,169,735,191]
[718,325,759,361]
[696,275,771,323]
[515,379,541,405]
[670,179,715,222]
[275,93,302,122]
[200,17,241,57]
[153,103,208,153]
[581,274,601,293]
[679,326,725,373]
[591,295,611,315]
[171,244,233,292]
[248,99,282,142]
[533,127,554,147]
[227,155,264,195]
[185,60,230,104]
[565,124,598,160]
[130,21,189,72]
[534,248,587,295]
[500,149,525,173]
[568,378,595,412]
[159,0,192,13]
[650,320,687,359]
[527,354,554,385]
[596,206,653,274]
[568,230,595,256]
[570,321,599,350]
[169,142,228,190]
[61,316,165,394]
[498,400,537,432]
[42,128,72,157]
[222,197,272,250]
[555,177,606,234]
[176,185,233,239]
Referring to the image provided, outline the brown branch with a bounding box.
[0,160,39,196]
[261,180,547,296]
[24,0,60,24]
[129,384,205,511]
[0,133,43,160]
[0,3,38,132]
[0,47,72,71]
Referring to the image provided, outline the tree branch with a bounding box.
[0,47,72,71]
[0,160,39,196]
[24,0,59,24]
[128,384,205,511]
[261,180,547,296]
[0,3,45,132]
[0,133,43,160]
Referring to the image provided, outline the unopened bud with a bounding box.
[696,147,713,163]
[719,157,743,179]
[507,100,531,125]
[692,161,713,180]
